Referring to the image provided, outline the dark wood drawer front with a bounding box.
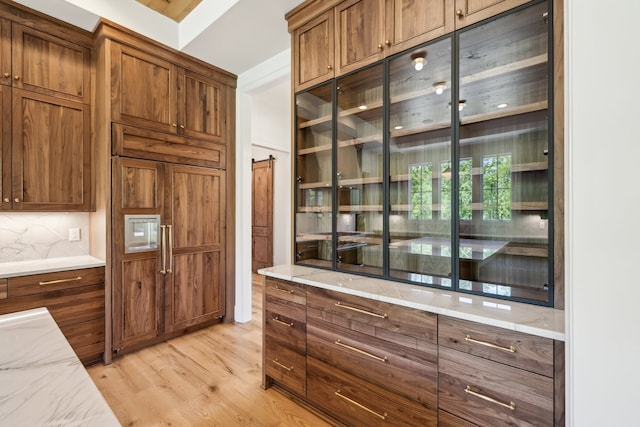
[308,319,437,407]
[307,286,437,348]
[0,279,6,299]
[439,316,554,377]
[439,346,554,427]
[265,309,306,351]
[61,318,105,364]
[0,283,105,327]
[307,356,437,427]
[8,267,104,298]
[265,294,306,324]
[264,339,306,397]
[265,278,306,309]
[439,409,479,427]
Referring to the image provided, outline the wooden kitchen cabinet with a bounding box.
[0,267,106,365]
[293,11,335,91]
[110,41,228,143]
[453,0,532,29]
[111,156,226,355]
[0,5,92,211]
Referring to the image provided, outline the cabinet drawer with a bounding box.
[0,279,6,299]
[265,278,306,308]
[8,267,104,298]
[307,286,437,347]
[439,316,554,377]
[265,309,306,351]
[307,319,437,407]
[0,283,105,327]
[264,339,306,397]
[308,356,437,427]
[61,317,105,365]
[438,409,479,427]
[439,346,554,427]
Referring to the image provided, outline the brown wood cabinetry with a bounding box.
[0,267,105,364]
[453,0,531,29]
[0,4,92,211]
[293,11,335,91]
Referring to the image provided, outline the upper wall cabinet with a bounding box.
[453,0,531,29]
[293,11,335,91]
[0,6,92,211]
[110,42,228,144]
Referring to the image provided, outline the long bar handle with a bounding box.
[39,276,82,286]
[167,225,173,273]
[272,317,294,327]
[465,386,516,411]
[334,339,388,363]
[271,359,293,371]
[465,335,516,353]
[335,302,388,319]
[160,225,167,275]
[273,285,294,294]
[334,390,387,420]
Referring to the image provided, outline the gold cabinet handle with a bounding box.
[3,197,8,203]
[272,317,293,327]
[273,285,294,294]
[160,225,167,274]
[172,123,177,127]
[327,65,332,70]
[3,72,8,78]
[377,43,384,50]
[167,225,173,273]
[335,301,387,319]
[14,198,19,203]
[39,276,82,286]
[272,359,293,372]
[465,335,516,353]
[334,389,387,420]
[456,8,464,17]
[334,339,387,363]
[179,124,185,129]
[14,75,19,80]
[385,39,391,46]
[465,386,516,411]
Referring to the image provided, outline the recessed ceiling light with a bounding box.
[359,105,368,110]
[433,82,447,95]
[394,125,403,130]
[497,103,508,109]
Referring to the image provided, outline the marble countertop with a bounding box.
[0,255,106,279]
[258,264,565,341]
[0,307,119,426]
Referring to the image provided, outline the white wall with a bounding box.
[566,0,640,425]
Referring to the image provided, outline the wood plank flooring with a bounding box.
[88,274,332,427]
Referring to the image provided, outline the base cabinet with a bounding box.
[261,277,565,426]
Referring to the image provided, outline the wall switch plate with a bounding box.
[69,228,81,242]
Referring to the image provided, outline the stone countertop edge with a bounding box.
[0,255,106,279]
[258,264,565,342]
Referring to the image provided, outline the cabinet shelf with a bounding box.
[298,181,332,190]
[298,114,332,129]
[338,205,382,212]
[337,134,383,148]
[298,206,332,213]
[298,143,332,155]
[337,99,383,117]
[338,176,382,186]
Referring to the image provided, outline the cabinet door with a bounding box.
[177,69,226,143]
[111,42,178,134]
[112,157,164,353]
[385,0,454,55]
[335,0,385,76]
[293,11,335,91]
[454,0,531,28]
[11,89,90,210]
[0,18,10,87]
[12,23,90,103]
[164,165,225,332]
[0,85,10,210]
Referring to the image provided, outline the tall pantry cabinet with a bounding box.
[92,21,236,360]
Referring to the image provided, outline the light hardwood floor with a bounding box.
[88,274,332,427]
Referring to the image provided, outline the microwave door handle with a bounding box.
[160,225,167,275]
[167,225,173,273]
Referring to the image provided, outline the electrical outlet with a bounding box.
[69,228,81,242]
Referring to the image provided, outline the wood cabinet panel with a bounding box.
[265,308,306,351]
[438,409,479,427]
[438,345,554,426]
[294,11,335,91]
[8,267,104,298]
[10,89,90,210]
[385,0,453,55]
[0,278,6,299]
[264,339,307,396]
[265,278,307,309]
[439,315,554,377]
[308,356,437,427]
[179,69,226,143]
[0,84,10,209]
[118,157,162,211]
[62,317,105,365]
[0,18,10,87]
[454,0,531,28]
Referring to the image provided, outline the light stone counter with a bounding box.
[258,264,565,341]
[0,255,105,279]
[0,307,119,426]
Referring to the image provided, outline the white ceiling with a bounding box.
[13,0,305,76]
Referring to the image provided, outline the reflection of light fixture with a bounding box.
[411,51,427,71]
[394,125,403,130]
[442,165,452,180]
[497,103,508,109]
[358,105,368,110]
[433,82,447,95]
[448,100,467,111]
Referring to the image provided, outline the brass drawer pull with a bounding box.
[465,335,516,353]
[272,317,294,327]
[335,389,387,420]
[334,302,388,319]
[334,339,388,363]
[272,359,293,372]
[273,285,294,294]
[465,385,516,411]
[38,276,82,286]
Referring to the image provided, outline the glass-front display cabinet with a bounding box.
[294,0,553,305]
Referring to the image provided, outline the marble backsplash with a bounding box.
[0,213,89,263]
